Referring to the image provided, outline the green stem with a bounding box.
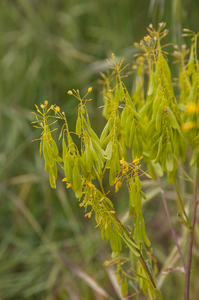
[174,179,190,224]
[185,167,198,300]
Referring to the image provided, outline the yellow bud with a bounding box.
[88,87,92,93]
[68,90,73,95]
[45,100,48,105]
[40,104,45,109]
[66,183,71,188]
[55,106,60,112]
[62,178,67,182]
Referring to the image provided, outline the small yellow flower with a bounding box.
[186,103,197,114]
[66,183,71,188]
[88,182,95,189]
[88,87,92,93]
[144,35,151,41]
[182,122,195,132]
[68,90,73,95]
[122,165,129,173]
[40,104,45,109]
[62,178,67,182]
[55,106,60,112]
[44,100,48,105]
[133,157,140,164]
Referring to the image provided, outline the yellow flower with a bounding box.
[88,87,92,93]
[144,35,151,41]
[182,122,195,132]
[186,103,197,114]
[133,157,140,164]
[68,90,73,95]
[62,178,67,182]
[55,106,60,112]
[44,100,48,105]
[40,104,45,109]
[88,182,95,189]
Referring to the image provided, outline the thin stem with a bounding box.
[157,176,186,271]
[173,154,193,183]
[185,167,198,300]
[174,179,190,224]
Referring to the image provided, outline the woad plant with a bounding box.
[32,23,199,300]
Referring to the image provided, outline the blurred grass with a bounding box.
[0,0,199,299]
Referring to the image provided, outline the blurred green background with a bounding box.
[0,0,199,299]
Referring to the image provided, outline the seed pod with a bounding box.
[129,120,136,148]
[92,139,105,161]
[139,212,151,247]
[114,84,120,104]
[151,160,164,177]
[103,196,114,208]
[129,106,144,124]
[125,116,132,147]
[156,105,163,131]
[86,122,101,146]
[121,277,128,297]
[154,135,163,163]
[68,135,76,154]
[62,135,67,161]
[150,142,158,160]
[135,177,142,191]
[165,142,173,172]
[111,251,120,259]
[43,142,52,166]
[101,231,105,241]
[134,190,141,214]
[100,133,111,149]
[48,160,57,189]
[110,229,120,252]
[147,71,156,96]
[167,107,178,130]
[134,215,142,244]
[49,138,59,158]
[49,167,56,189]
[121,105,128,127]
[105,141,112,161]
[64,156,73,183]
[129,178,135,207]
[75,118,81,135]
[78,155,89,178]
[118,134,127,161]
[100,120,110,144]
[105,224,112,239]
[89,139,99,162]
[147,162,156,180]
[109,157,117,186]
[72,164,82,198]
[85,145,93,173]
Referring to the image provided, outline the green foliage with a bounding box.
[32,24,199,299]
